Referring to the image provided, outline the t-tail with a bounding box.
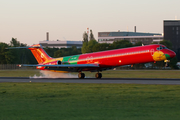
[28,44,52,64]
[8,44,52,64]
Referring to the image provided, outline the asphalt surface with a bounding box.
[0,77,180,85]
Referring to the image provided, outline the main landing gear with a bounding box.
[78,72,102,79]
[95,73,102,79]
[78,73,85,79]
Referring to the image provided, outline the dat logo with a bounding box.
[150,49,154,56]
[41,53,44,58]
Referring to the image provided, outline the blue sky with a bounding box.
[0,0,179,45]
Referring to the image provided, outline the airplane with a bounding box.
[10,44,176,78]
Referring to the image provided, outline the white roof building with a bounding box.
[98,31,163,45]
[39,40,83,48]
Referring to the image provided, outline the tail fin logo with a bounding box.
[28,44,52,64]
[41,53,44,58]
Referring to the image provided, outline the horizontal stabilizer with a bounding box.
[7,46,41,49]
[7,47,31,49]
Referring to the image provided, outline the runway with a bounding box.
[0,77,180,85]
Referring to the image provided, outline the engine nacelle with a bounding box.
[57,60,61,65]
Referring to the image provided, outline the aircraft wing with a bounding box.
[23,64,99,68]
[23,64,100,72]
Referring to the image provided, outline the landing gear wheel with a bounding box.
[95,73,102,79]
[78,73,85,79]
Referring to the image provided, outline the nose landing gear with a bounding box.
[164,60,170,67]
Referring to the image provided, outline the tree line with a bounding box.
[0,38,37,64]
[0,38,81,64]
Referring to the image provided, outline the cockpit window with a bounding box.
[157,46,163,50]
[157,46,167,50]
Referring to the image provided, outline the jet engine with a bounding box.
[57,60,62,65]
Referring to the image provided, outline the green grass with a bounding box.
[0,70,180,78]
[0,83,180,120]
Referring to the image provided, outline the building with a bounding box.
[39,32,83,48]
[164,20,180,52]
[98,31,163,45]
[39,40,83,48]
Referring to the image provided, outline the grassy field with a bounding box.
[1,70,180,119]
[0,83,180,120]
[0,69,180,78]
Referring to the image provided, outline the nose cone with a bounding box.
[165,50,176,59]
[170,51,176,58]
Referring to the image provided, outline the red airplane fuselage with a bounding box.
[77,44,175,68]
[27,44,176,78]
